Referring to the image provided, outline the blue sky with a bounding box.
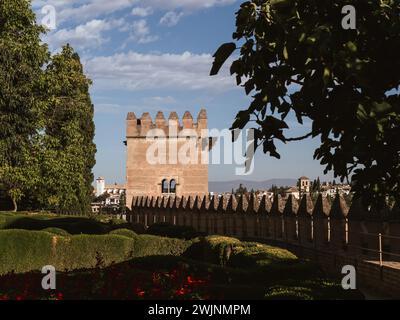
[32,0,334,185]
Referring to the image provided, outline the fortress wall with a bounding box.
[130,193,400,298]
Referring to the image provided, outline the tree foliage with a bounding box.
[0,0,49,211]
[211,0,400,209]
[0,1,96,213]
[40,45,97,214]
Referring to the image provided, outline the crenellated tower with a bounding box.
[125,109,209,208]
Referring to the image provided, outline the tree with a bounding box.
[234,183,248,196]
[269,184,278,194]
[94,192,110,204]
[211,0,400,210]
[311,179,316,192]
[119,191,126,214]
[316,177,321,192]
[39,45,96,214]
[0,0,49,211]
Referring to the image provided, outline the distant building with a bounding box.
[298,176,310,193]
[285,186,300,199]
[92,177,126,214]
[320,183,351,197]
[95,177,105,197]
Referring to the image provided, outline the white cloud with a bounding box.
[85,51,235,92]
[131,7,153,17]
[130,19,158,44]
[160,11,184,27]
[145,96,177,105]
[33,0,237,24]
[45,19,127,50]
[146,0,237,10]
[95,103,124,114]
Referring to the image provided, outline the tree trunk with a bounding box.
[12,197,17,212]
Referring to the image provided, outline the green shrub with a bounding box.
[146,223,204,239]
[0,212,54,229]
[134,234,191,257]
[265,286,314,300]
[42,227,70,236]
[228,242,297,268]
[53,234,136,270]
[0,230,54,275]
[109,228,137,239]
[266,279,365,300]
[0,229,192,275]
[183,236,241,265]
[184,236,298,268]
[109,223,146,234]
[3,217,108,234]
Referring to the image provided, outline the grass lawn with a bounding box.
[0,212,364,300]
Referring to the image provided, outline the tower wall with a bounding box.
[126,110,209,208]
[96,178,105,197]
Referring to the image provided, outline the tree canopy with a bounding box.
[0,0,96,213]
[0,0,49,211]
[211,0,400,210]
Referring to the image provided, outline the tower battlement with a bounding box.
[125,109,209,209]
[126,109,208,138]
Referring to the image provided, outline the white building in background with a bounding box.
[298,176,311,193]
[96,177,106,197]
[320,184,352,197]
[92,177,126,214]
[285,186,300,199]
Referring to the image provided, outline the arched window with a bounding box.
[170,179,177,194]
[162,179,169,194]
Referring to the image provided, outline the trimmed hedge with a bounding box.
[184,236,297,268]
[228,242,297,268]
[146,223,204,239]
[42,227,70,236]
[0,212,57,229]
[0,212,130,234]
[264,279,364,300]
[3,217,108,235]
[109,228,137,239]
[133,234,192,257]
[0,230,190,275]
[53,234,136,270]
[0,230,54,275]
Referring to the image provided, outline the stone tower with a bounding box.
[125,109,209,208]
[95,177,105,197]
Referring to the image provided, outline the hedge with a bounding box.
[184,236,297,268]
[109,228,137,239]
[42,227,70,236]
[0,212,129,234]
[146,223,204,239]
[133,234,191,257]
[0,230,54,275]
[0,230,190,275]
[3,217,108,235]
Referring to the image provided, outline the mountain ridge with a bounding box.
[209,179,297,193]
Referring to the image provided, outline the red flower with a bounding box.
[186,276,206,285]
[135,288,145,297]
[56,292,64,300]
[175,287,190,296]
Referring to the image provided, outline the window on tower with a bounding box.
[162,179,169,194]
[170,179,177,193]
